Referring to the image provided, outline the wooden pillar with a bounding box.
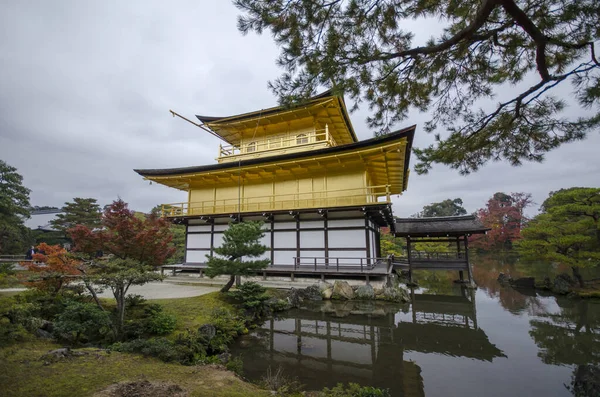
[457,237,464,281]
[465,234,474,286]
[407,237,413,283]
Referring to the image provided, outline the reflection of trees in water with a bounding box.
[472,255,546,315]
[529,298,600,366]
[565,365,600,397]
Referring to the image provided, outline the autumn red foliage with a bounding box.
[21,243,81,294]
[469,192,533,251]
[69,199,175,267]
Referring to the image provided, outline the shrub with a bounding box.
[260,366,303,394]
[320,383,391,397]
[226,356,244,376]
[143,304,177,336]
[111,338,196,363]
[228,282,271,320]
[53,301,112,343]
[125,294,147,308]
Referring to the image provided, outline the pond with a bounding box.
[231,257,600,396]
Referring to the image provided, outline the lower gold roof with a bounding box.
[135,125,415,192]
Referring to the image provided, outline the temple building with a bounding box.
[134,91,414,277]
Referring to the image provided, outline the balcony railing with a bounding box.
[160,185,391,217]
[218,127,337,161]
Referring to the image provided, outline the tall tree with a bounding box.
[234,0,600,174]
[70,199,175,338]
[518,188,600,286]
[416,198,467,217]
[0,160,31,254]
[205,221,270,292]
[50,197,102,233]
[470,192,532,250]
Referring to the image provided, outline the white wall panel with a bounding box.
[300,220,324,229]
[299,250,325,258]
[187,234,211,249]
[274,222,297,230]
[213,224,229,232]
[329,229,365,248]
[213,233,224,248]
[274,250,296,265]
[328,219,365,228]
[327,250,368,266]
[274,231,296,249]
[300,230,324,248]
[260,233,271,248]
[186,250,210,263]
[187,225,211,232]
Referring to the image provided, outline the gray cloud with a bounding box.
[1,1,598,219]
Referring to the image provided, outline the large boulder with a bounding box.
[198,324,216,341]
[287,288,303,308]
[332,281,355,300]
[355,284,375,300]
[317,281,333,293]
[553,273,574,295]
[322,287,333,300]
[377,285,410,303]
[302,285,323,301]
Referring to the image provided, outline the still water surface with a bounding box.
[232,258,600,396]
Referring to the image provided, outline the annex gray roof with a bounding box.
[394,215,489,237]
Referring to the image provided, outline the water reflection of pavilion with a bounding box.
[235,291,504,394]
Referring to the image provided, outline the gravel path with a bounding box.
[97,282,219,300]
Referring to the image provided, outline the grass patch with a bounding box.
[0,340,268,397]
[150,292,239,335]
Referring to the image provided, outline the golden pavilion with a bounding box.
[135,91,414,278]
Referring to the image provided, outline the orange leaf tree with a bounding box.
[69,199,175,338]
[21,243,80,295]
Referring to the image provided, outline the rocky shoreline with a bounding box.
[497,272,600,298]
[285,279,410,309]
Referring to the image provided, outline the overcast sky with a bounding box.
[1,1,598,218]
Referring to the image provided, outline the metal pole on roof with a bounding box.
[169,109,225,141]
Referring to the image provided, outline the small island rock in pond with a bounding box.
[332,281,355,300]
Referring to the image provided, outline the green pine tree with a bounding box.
[234,0,600,174]
[205,221,270,292]
[50,198,102,233]
[0,160,31,254]
[518,187,600,287]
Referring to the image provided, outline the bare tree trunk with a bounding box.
[572,266,585,288]
[221,275,236,293]
[83,279,105,311]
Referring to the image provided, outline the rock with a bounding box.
[265,297,291,312]
[302,285,323,301]
[198,324,216,341]
[40,320,54,333]
[332,281,355,300]
[322,287,333,300]
[317,281,332,293]
[497,273,512,284]
[377,285,410,303]
[355,284,375,300]
[218,352,231,364]
[287,288,303,308]
[374,288,384,297]
[553,273,574,295]
[35,329,52,339]
[511,277,536,289]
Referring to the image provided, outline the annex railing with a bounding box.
[410,251,466,261]
[293,256,386,272]
[218,127,337,160]
[160,185,391,217]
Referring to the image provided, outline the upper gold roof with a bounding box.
[196,91,358,146]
